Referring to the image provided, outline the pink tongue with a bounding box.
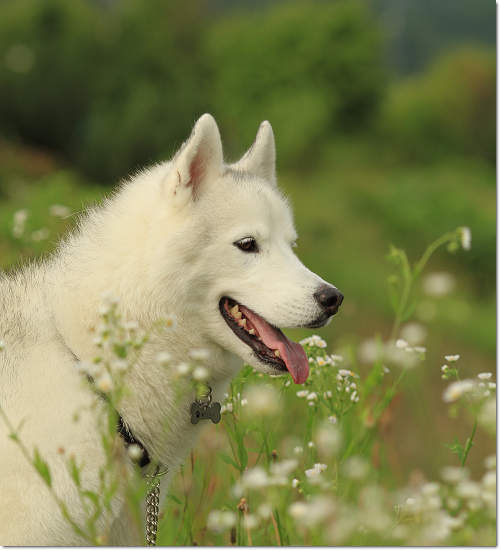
[239,305,309,384]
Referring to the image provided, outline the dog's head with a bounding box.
[160,114,343,384]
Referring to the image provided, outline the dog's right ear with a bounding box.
[168,114,223,207]
[232,121,276,186]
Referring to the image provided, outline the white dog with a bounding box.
[0,115,343,545]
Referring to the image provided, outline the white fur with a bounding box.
[0,115,338,545]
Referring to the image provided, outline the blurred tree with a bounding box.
[0,0,211,183]
[205,0,386,166]
[382,48,495,165]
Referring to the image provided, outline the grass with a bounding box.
[0,138,495,545]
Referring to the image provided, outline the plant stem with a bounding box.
[461,418,477,468]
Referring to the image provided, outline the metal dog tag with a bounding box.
[190,385,221,424]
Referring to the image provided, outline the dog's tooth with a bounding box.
[249,329,255,335]
[274,349,281,358]
[238,318,247,328]
[257,337,262,341]
[230,304,239,316]
[234,311,242,320]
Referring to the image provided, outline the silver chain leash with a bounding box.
[145,465,168,546]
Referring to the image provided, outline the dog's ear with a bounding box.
[169,114,223,205]
[232,121,276,185]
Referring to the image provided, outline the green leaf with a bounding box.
[33,447,51,487]
[219,453,239,470]
[82,491,99,507]
[239,443,248,472]
[69,456,81,487]
[167,493,182,505]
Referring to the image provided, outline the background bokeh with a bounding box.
[0,0,495,482]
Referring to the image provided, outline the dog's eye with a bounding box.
[235,237,258,253]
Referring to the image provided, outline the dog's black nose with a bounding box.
[314,285,344,315]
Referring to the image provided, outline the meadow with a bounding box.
[0,132,495,545]
[0,0,495,545]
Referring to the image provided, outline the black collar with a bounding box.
[116,413,151,469]
[85,374,151,469]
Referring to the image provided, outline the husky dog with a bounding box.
[0,115,343,545]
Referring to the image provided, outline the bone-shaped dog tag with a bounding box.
[190,402,221,425]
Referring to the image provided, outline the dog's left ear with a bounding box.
[169,114,223,206]
[232,121,276,185]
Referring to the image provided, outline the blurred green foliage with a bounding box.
[206,0,386,166]
[381,48,496,165]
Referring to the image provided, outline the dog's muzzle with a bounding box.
[305,285,344,328]
[314,285,344,316]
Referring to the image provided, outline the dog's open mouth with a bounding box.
[219,297,309,384]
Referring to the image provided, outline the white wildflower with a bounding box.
[396,339,408,349]
[308,441,315,448]
[242,466,269,489]
[460,226,471,250]
[112,359,128,373]
[13,208,29,224]
[330,354,344,362]
[101,290,121,306]
[272,459,298,478]
[484,455,496,470]
[421,482,440,496]
[294,446,303,455]
[422,271,456,297]
[127,444,143,462]
[400,322,427,345]
[292,478,300,488]
[193,366,209,381]
[488,382,496,389]
[328,415,337,424]
[226,403,233,413]
[296,390,309,398]
[95,371,113,393]
[483,390,490,397]
[257,503,272,519]
[350,391,358,401]
[314,463,328,471]
[285,380,291,387]
[305,466,322,478]
[176,362,191,377]
[307,392,318,401]
[289,501,308,518]
[445,355,460,362]
[31,228,49,241]
[189,348,210,361]
[49,204,72,217]
[478,372,492,380]
[456,480,481,500]
[406,497,416,506]
[442,379,475,403]
[478,397,496,433]
[123,321,138,332]
[441,466,468,484]
[240,398,248,406]
[162,314,177,331]
[207,510,237,533]
[316,339,327,348]
[156,351,172,366]
[316,357,326,366]
[246,385,278,415]
[482,470,496,490]
[324,391,332,399]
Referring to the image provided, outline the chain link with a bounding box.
[145,465,168,546]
